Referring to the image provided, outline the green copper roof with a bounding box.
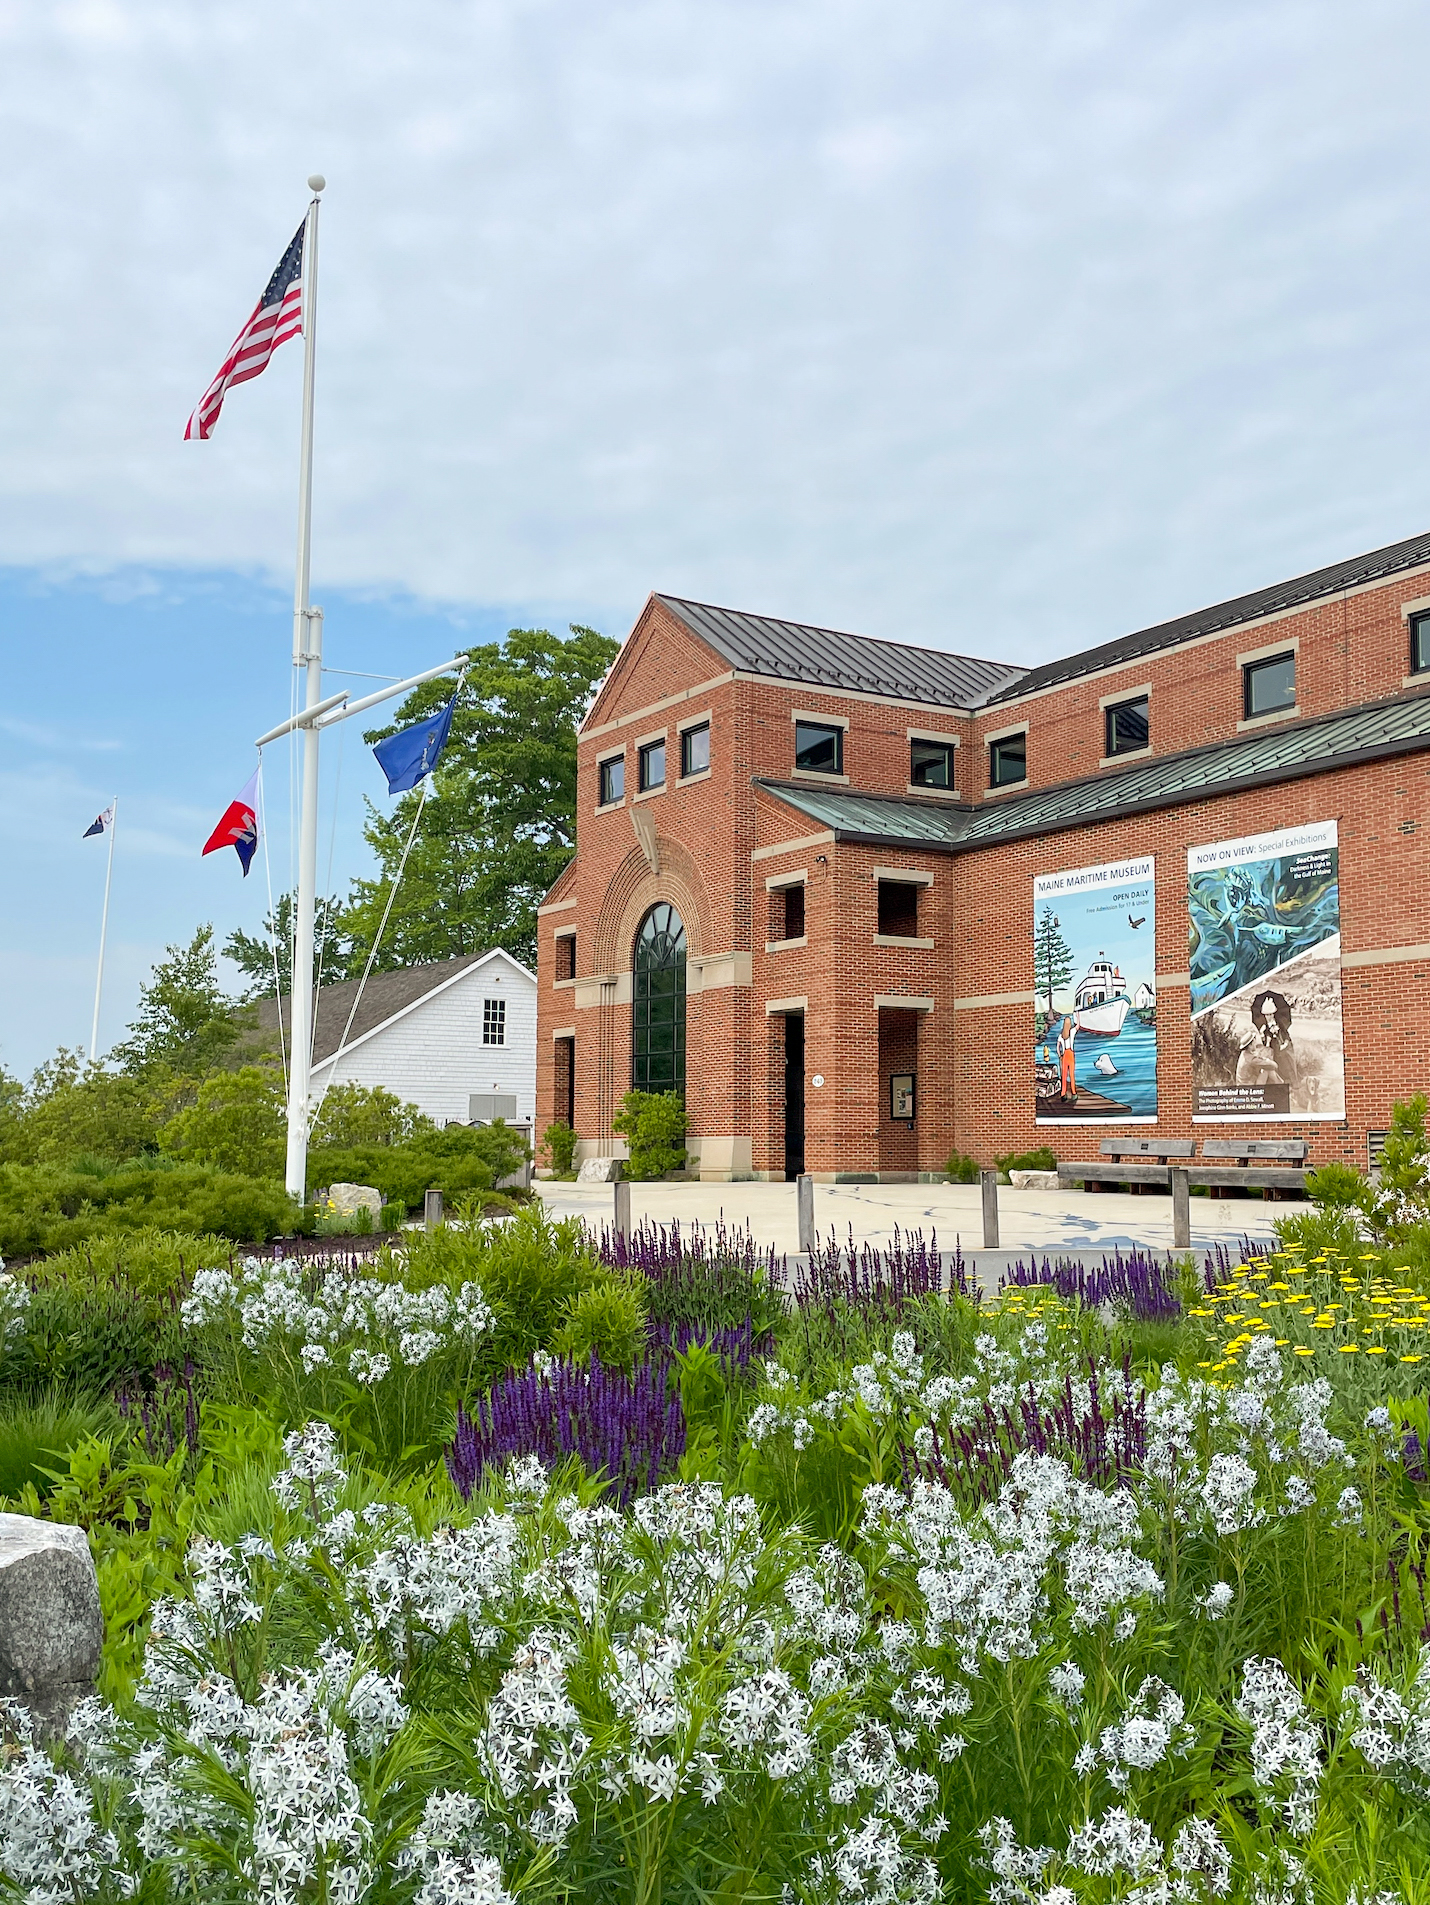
[756,690,1430,854]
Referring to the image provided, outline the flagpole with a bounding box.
[285,175,325,1203]
[90,798,117,1063]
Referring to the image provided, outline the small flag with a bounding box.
[203,768,261,876]
[185,221,305,441]
[372,694,458,795]
[83,803,115,839]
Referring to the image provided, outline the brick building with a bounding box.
[536,530,1430,1181]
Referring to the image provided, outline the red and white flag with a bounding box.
[202,768,261,877]
[185,222,305,440]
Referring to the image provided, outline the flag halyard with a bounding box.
[185,221,305,441]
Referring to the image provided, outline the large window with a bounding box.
[794,720,843,774]
[1243,652,1296,719]
[910,738,955,788]
[632,902,687,1094]
[989,732,1027,788]
[1104,695,1150,757]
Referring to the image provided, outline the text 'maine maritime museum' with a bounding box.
[536,530,1430,1181]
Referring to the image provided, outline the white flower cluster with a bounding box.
[1236,1656,1324,1835]
[982,1807,1231,1903]
[181,1254,492,1381]
[1342,1656,1430,1799]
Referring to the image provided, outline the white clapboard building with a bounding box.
[257,950,537,1127]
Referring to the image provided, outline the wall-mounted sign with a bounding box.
[811,1074,825,1088]
[890,1073,916,1120]
[1188,819,1344,1120]
[1034,854,1158,1125]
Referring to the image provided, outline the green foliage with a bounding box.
[0,1159,307,1257]
[0,1389,119,1501]
[341,622,619,970]
[551,1276,647,1370]
[613,1089,689,1180]
[308,1121,515,1209]
[996,1145,1058,1176]
[1365,1092,1430,1244]
[945,1149,980,1183]
[1305,1159,1370,1208]
[222,887,349,998]
[110,924,244,1079]
[309,1080,433,1149]
[159,1064,285,1177]
[542,1120,578,1176]
[7,1053,159,1166]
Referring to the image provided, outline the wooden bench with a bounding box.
[1190,1139,1308,1199]
[1057,1138,1195,1192]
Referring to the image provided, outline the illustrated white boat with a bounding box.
[1072,956,1132,1037]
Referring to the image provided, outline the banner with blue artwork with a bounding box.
[1188,819,1344,1121]
[1034,855,1158,1124]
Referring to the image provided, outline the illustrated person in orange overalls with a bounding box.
[1057,1015,1077,1102]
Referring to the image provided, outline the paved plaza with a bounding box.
[533,1175,1301,1274]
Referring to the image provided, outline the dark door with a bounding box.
[783,1013,806,1179]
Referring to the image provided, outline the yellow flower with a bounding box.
[1401,1354,1424,1364]
[1338,1345,1359,1354]
[1366,1347,1388,1355]
[1293,1347,1315,1357]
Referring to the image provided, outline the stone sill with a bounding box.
[765,936,808,952]
[874,934,934,948]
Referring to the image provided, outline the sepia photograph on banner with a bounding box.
[1033,854,1158,1123]
[1187,819,1345,1120]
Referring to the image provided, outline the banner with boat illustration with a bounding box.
[1034,854,1158,1123]
[1188,819,1344,1121]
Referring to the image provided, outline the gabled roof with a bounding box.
[655,594,1023,709]
[984,527,1430,706]
[253,949,533,1067]
[756,688,1430,854]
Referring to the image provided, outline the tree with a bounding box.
[158,1064,286,1178]
[111,926,244,1080]
[339,623,618,971]
[1034,907,1075,1019]
[223,891,350,1000]
[310,1081,432,1148]
[12,1051,158,1165]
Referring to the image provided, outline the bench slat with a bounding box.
[1097,1138,1195,1158]
[1058,1162,1172,1185]
[1189,1166,1308,1190]
[1200,1140,1308,1161]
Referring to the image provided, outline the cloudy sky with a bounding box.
[3,0,1429,1074]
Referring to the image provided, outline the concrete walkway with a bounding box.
[534,1176,1303,1267]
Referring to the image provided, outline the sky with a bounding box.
[3,0,1430,1075]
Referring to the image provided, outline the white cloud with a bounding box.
[0,0,1427,656]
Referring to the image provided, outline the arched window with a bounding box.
[632,902,687,1094]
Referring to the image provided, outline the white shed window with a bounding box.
[482,997,507,1046]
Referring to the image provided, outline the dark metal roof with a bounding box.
[655,594,1023,709]
[756,689,1430,854]
[984,527,1430,706]
[252,951,526,1065]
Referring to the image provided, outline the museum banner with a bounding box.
[1187,819,1345,1121]
[1034,854,1158,1124]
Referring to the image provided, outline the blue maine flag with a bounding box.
[372,694,458,794]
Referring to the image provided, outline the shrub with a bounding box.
[8,1056,159,1166]
[552,1276,648,1370]
[158,1065,285,1178]
[613,1090,689,1180]
[996,1145,1057,1177]
[1304,1159,1369,1209]
[307,1123,519,1209]
[0,1160,308,1258]
[309,1081,432,1148]
[543,1120,578,1175]
[1364,1092,1430,1244]
[945,1150,980,1183]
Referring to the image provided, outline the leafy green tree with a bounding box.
[310,1081,432,1149]
[158,1065,286,1178]
[340,623,618,971]
[1034,907,1075,1019]
[223,891,350,1000]
[112,926,244,1080]
[12,1051,158,1165]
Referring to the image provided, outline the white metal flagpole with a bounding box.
[285,174,326,1203]
[90,797,117,1063]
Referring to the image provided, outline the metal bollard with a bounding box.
[796,1173,815,1255]
[423,1187,443,1231]
[613,1176,632,1243]
[980,1169,1000,1249]
[1171,1168,1191,1251]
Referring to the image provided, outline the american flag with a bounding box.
[184,220,305,440]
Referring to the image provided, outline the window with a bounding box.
[632,902,687,1093]
[1104,695,1150,757]
[638,740,666,791]
[598,755,625,805]
[910,738,955,789]
[772,883,805,940]
[555,934,576,981]
[680,723,710,776]
[877,880,920,937]
[794,720,843,775]
[482,997,506,1046]
[1243,652,1296,719]
[989,732,1027,788]
[554,1036,575,1126]
[1411,613,1430,676]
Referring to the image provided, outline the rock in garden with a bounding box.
[326,1182,384,1219]
[0,1514,103,1733]
[1009,1169,1060,1190]
[577,1156,623,1183]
